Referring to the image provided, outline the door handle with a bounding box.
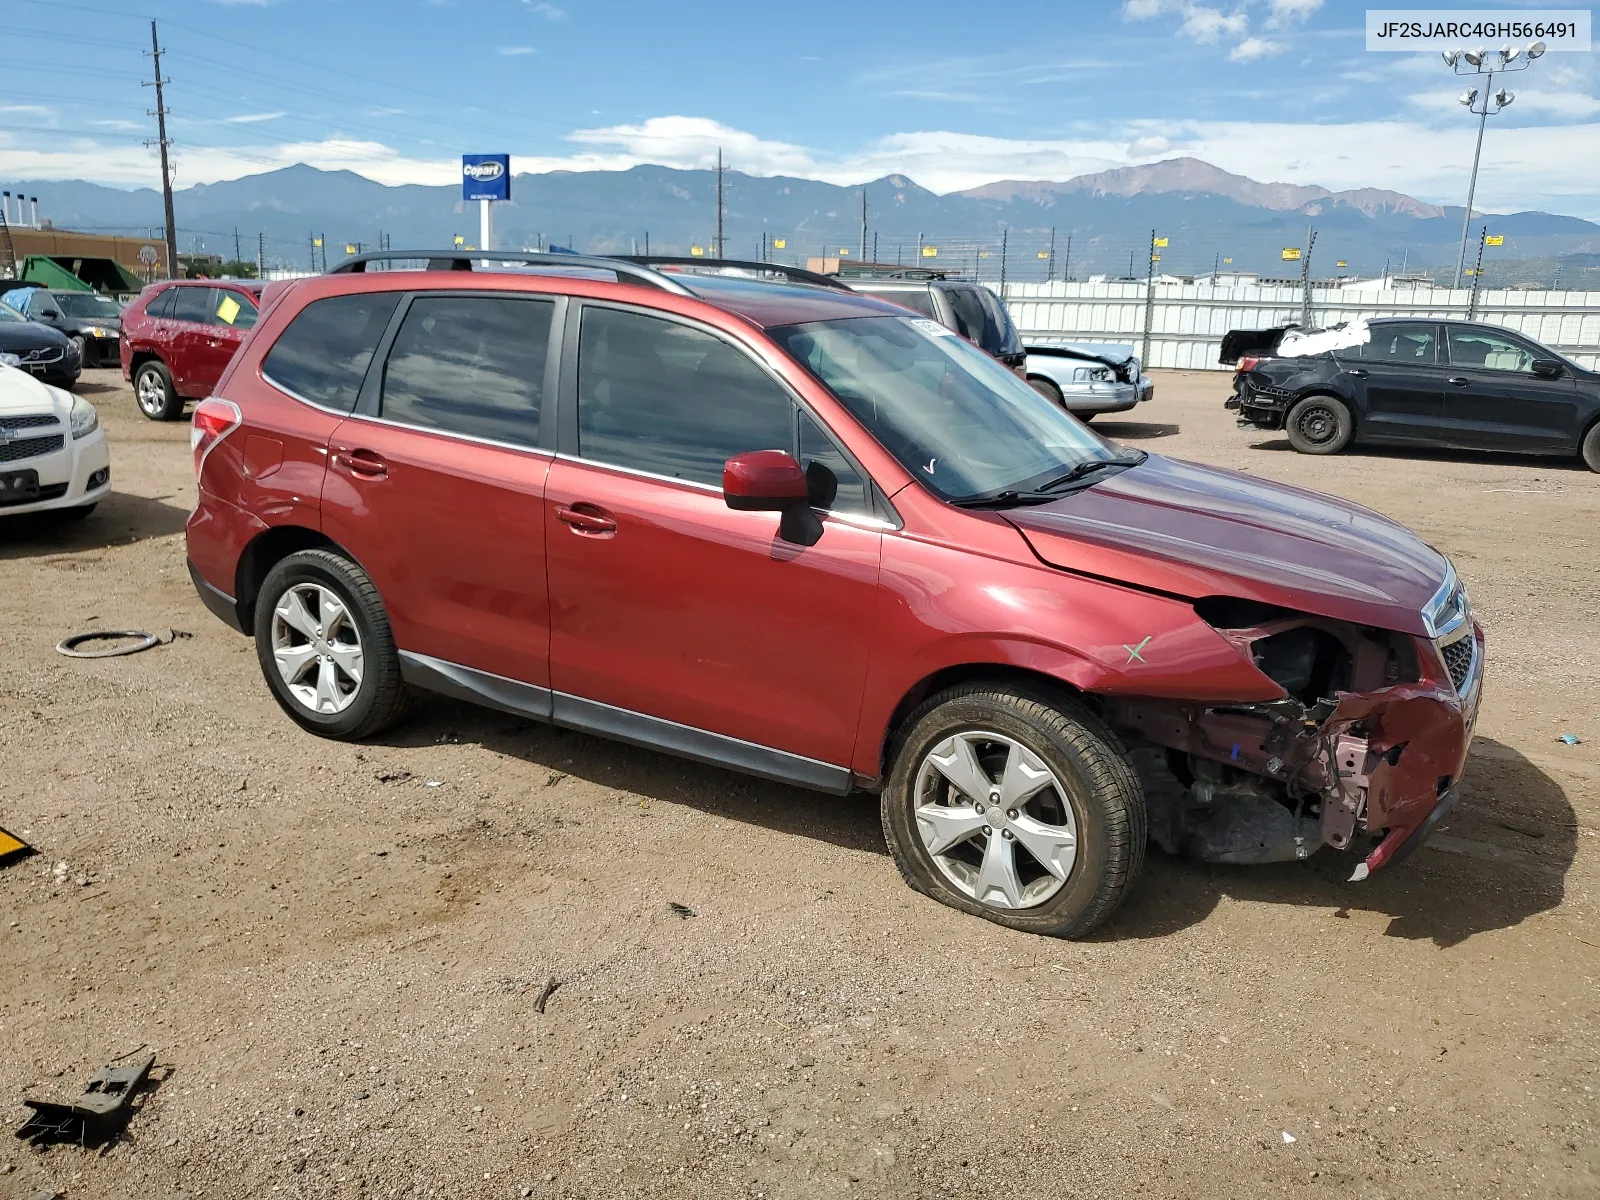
[1346,368,1368,377]
[333,448,388,478]
[556,505,617,535]
[1447,377,1471,386]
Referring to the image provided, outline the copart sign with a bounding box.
[462,154,511,202]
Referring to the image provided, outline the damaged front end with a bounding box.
[1103,571,1483,879]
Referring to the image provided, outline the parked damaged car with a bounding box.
[1223,317,1600,471]
[1024,341,1153,419]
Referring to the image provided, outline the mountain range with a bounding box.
[17,157,1600,284]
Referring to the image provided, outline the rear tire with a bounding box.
[881,683,1146,939]
[1582,422,1600,473]
[1284,394,1354,455]
[133,360,183,421]
[254,549,411,740]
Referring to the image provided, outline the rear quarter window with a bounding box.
[261,292,401,412]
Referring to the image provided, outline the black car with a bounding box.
[8,287,123,367]
[0,302,80,388]
[834,271,1027,372]
[1226,317,1600,472]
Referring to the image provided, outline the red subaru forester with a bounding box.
[186,253,1484,938]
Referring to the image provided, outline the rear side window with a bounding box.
[888,288,938,319]
[169,287,216,325]
[577,306,793,487]
[146,287,176,319]
[379,295,553,446]
[214,289,259,330]
[262,292,401,412]
[1358,323,1438,364]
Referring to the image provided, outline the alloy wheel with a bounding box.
[270,583,364,715]
[912,731,1079,910]
[135,369,166,417]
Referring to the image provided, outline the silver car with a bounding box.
[1024,342,1153,419]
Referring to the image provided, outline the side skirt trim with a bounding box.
[397,651,854,795]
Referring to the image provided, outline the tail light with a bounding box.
[1237,355,1264,373]
[191,396,242,481]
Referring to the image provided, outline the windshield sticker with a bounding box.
[215,294,241,325]
[909,317,955,338]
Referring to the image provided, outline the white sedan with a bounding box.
[0,356,110,518]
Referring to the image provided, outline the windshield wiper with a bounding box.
[949,451,1147,510]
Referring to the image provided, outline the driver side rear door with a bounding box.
[1339,321,1445,442]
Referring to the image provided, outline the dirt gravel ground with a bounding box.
[1,367,1596,1200]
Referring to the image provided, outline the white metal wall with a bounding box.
[1000,280,1600,371]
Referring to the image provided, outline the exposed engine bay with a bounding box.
[1101,594,1481,879]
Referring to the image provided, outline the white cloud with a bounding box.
[0,105,54,118]
[223,111,287,124]
[1182,6,1250,43]
[1229,36,1283,61]
[1122,0,1168,17]
[90,118,144,131]
[1129,135,1175,156]
[523,1,564,17]
[1266,0,1321,25]
[498,45,536,56]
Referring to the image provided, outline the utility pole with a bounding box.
[257,231,264,280]
[872,231,878,261]
[1454,72,1492,288]
[310,233,317,272]
[1140,228,1157,366]
[1299,224,1317,329]
[1062,234,1071,282]
[999,228,1008,290]
[144,20,178,280]
[715,148,725,259]
[1468,225,1487,318]
[1046,226,1056,281]
[233,227,242,266]
[644,231,650,256]
[859,188,867,262]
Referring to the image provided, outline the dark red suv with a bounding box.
[185,253,1484,937]
[120,278,264,420]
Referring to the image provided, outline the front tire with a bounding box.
[70,335,89,366]
[134,360,183,421]
[253,549,410,740]
[881,684,1146,939]
[1284,394,1354,455]
[1028,376,1065,407]
[1582,422,1600,473]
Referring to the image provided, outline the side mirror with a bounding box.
[1530,358,1563,379]
[723,450,822,546]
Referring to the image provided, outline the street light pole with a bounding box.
[1454,70,1492,288]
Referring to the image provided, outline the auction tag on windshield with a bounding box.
[909,317,955,337]
[215,294,241,325]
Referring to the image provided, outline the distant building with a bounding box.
[6,226,170,286]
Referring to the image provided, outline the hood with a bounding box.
[1003,454,1447,637]
[0,322,71,352]
[61,314,122,335]
[0,364,70,416]
[1029,342,1133,370]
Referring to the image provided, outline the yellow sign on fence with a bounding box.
[454,235,465,246]
[922,246,938,257]
[1223,257,1232,264]
[1336,260,1348,268]
[1153,236,1169,248]
[1036,250,1049,259]
[773,238,786,249]
[1281,247,1302,261]
[1485,234,1504,246]
[690,246,705,256]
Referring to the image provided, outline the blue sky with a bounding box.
[3,0,1598,215]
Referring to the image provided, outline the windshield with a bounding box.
[0,304,24,323]
[53,292,122,319]
[771,315,1116,502]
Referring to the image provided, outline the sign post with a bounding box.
[462,154,510,253]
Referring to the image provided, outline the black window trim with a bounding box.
[557,297,899,527]
[343,289,565,454]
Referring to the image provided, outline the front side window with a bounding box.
[1360,323,1438,364]
[576,306,793,487]
[379,295,552,446]
[169,287,217,325]
[262,292,401,412]
[772,315,1114,503]
[1448,328,1536,373]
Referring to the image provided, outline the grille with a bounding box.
[0,434,65,463]
[20,347,64,364]
[1441,636,1474,692]
[1251,384,1292,402]
[0,482,67,509]
[0,414,61,431]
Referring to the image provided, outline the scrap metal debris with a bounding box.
[531,978,561,1014]
[55,629,192,660]
[16,1053,155,1147]
[1557,733,1581,745]
[667,902,696,919]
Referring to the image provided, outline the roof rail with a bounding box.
[831,264,948,281]
[614,255,854,292]
[326,249,692,295]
